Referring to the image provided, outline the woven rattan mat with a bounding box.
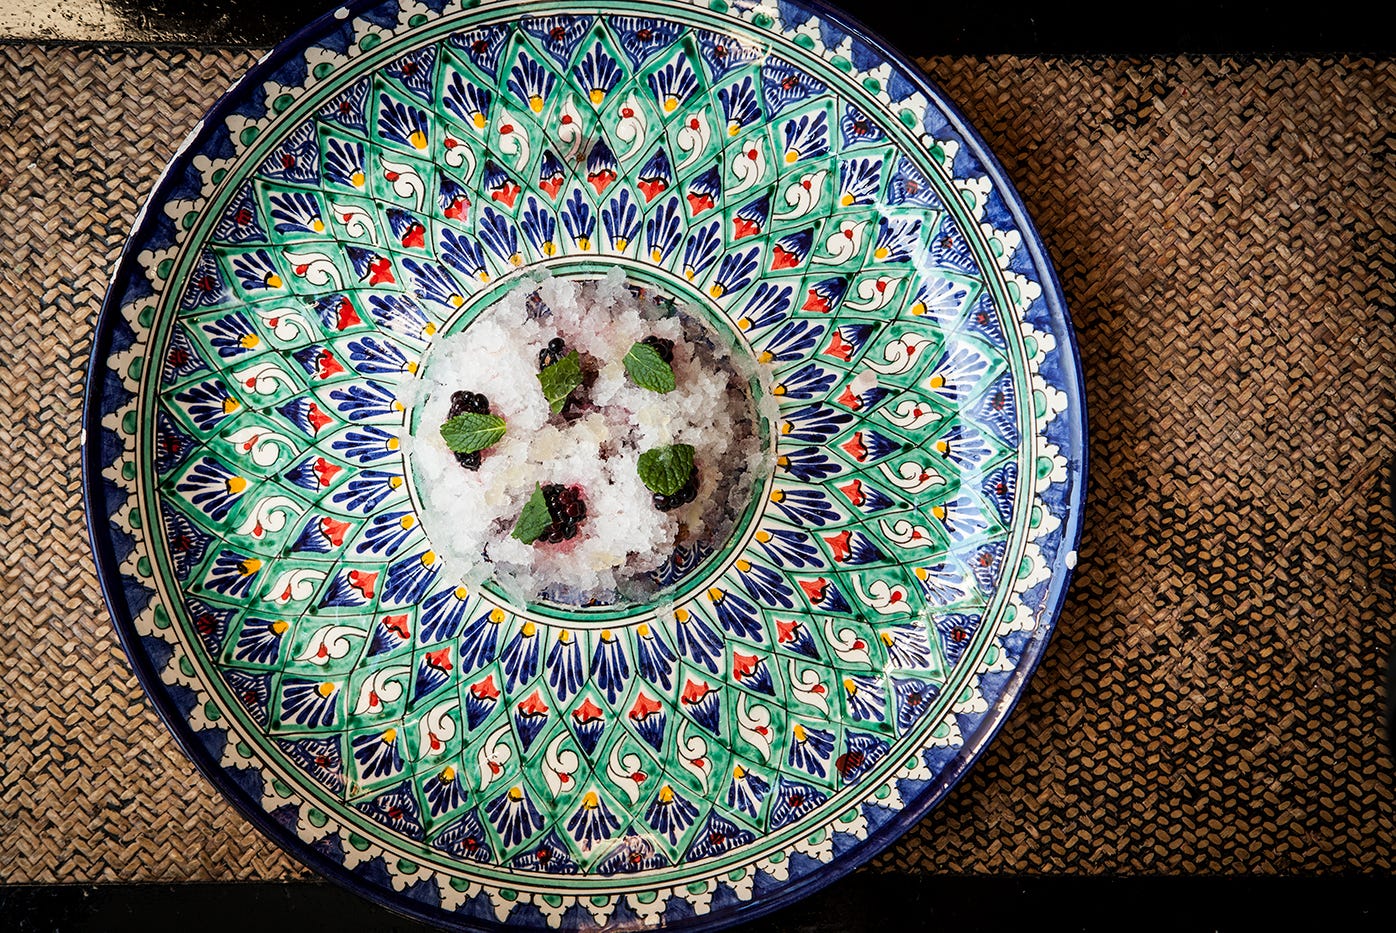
[1,46,1393,882]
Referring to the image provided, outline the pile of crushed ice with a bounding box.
[404,269,771,606]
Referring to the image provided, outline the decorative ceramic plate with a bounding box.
[84,0,1085,928]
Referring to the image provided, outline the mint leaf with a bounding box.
[537,349,583,413]
[440,412,507,453]
[510,484,553,544]
[637,443,695,497]
[623,341,676,394]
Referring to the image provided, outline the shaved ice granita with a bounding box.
[404,268,775,611]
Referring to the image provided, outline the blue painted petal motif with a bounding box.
[230,250,283,292]
[279,677,340,728]
[644,195,683,263]
[647,58,699,114]
[891,677,941,739]
[781,110,829,163]
[277,736,346,794]
[839,103,886,148]
[610,16,682,66]
[432,810,494,862]
[511,829,579,873]
[421,764,467,819]
[417,586,472,644]
[268,190,326,236]
[329,380,400,422]
[643,785,699,844]
[376,94,431,152]
[775,446,843,482]
[383,45,437,102]
[761,61,824,116]
[546,629,585,701]
[708,245,760,298]
[352,727,405,779]
[787,723,835,777]
[258,120,319,184]
[202,550,261,598]
[448,24,509,78]
[753,527,826,570]
[317,76,370,131]
[732,558,796,608]
[768,486,841,527]
[329,469,404,514]
[684,813,755,860]
[507,51,556,115]
[499,622,540,691]
[234,616,289,665]
[214,183,265,243]
[838,156,883,207]
[226,669,272,727]
[724,766,769,820]
[381,550,439,605]
[673,607,723,673]
[458,606,507,672]
[566,791,620,848]
[357,782,423,839]
[758,319,824,364]
[589,630,631,703]
[322,137,367,190]
[574,43,623,107]
[707,587,763,642]
[161,503,211,580]
[768,777,826,829]
[837,731,890,784]
[520,14,591,65]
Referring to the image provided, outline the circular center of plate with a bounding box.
[403,261,774,624]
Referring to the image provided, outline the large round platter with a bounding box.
[83,0,1086,928]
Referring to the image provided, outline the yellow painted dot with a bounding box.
[350,171,366,187]
[226,476,248,494]
[736,559,751,572]
[928,374,945,389]
[238,558,262,575]
[733,765,746,779]
[674,608,690,623]
[472,112,487,129]
[442,766,456,781]
[793,724,807,741]
[454,585,469,599]
[522,621,536,637]
[583,790,600,807]
[707,587,724,602]
[659,785,674,803]
[386,436,401,451]
[785,150,798,164]
[589,88,605,105]
[317,682,336,697]
[222,398,241,414]
[271,620,289,635]
[755,530,772,543]
[389,476,404,488]
[382,728,397,743]
[932,505,946,521]
[409,130,428,150]
[265,273,283,289]
[489,607,506,624]
[239,333,260,349]
[400,515,416,530]
[529,96,544,114]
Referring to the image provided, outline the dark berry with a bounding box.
[533,483,586,543]
[539,336,568,370]
[641,335,674,364]
[454,450,481,471]
[651,465,698,511]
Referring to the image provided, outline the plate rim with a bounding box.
[81,0,1088,928]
